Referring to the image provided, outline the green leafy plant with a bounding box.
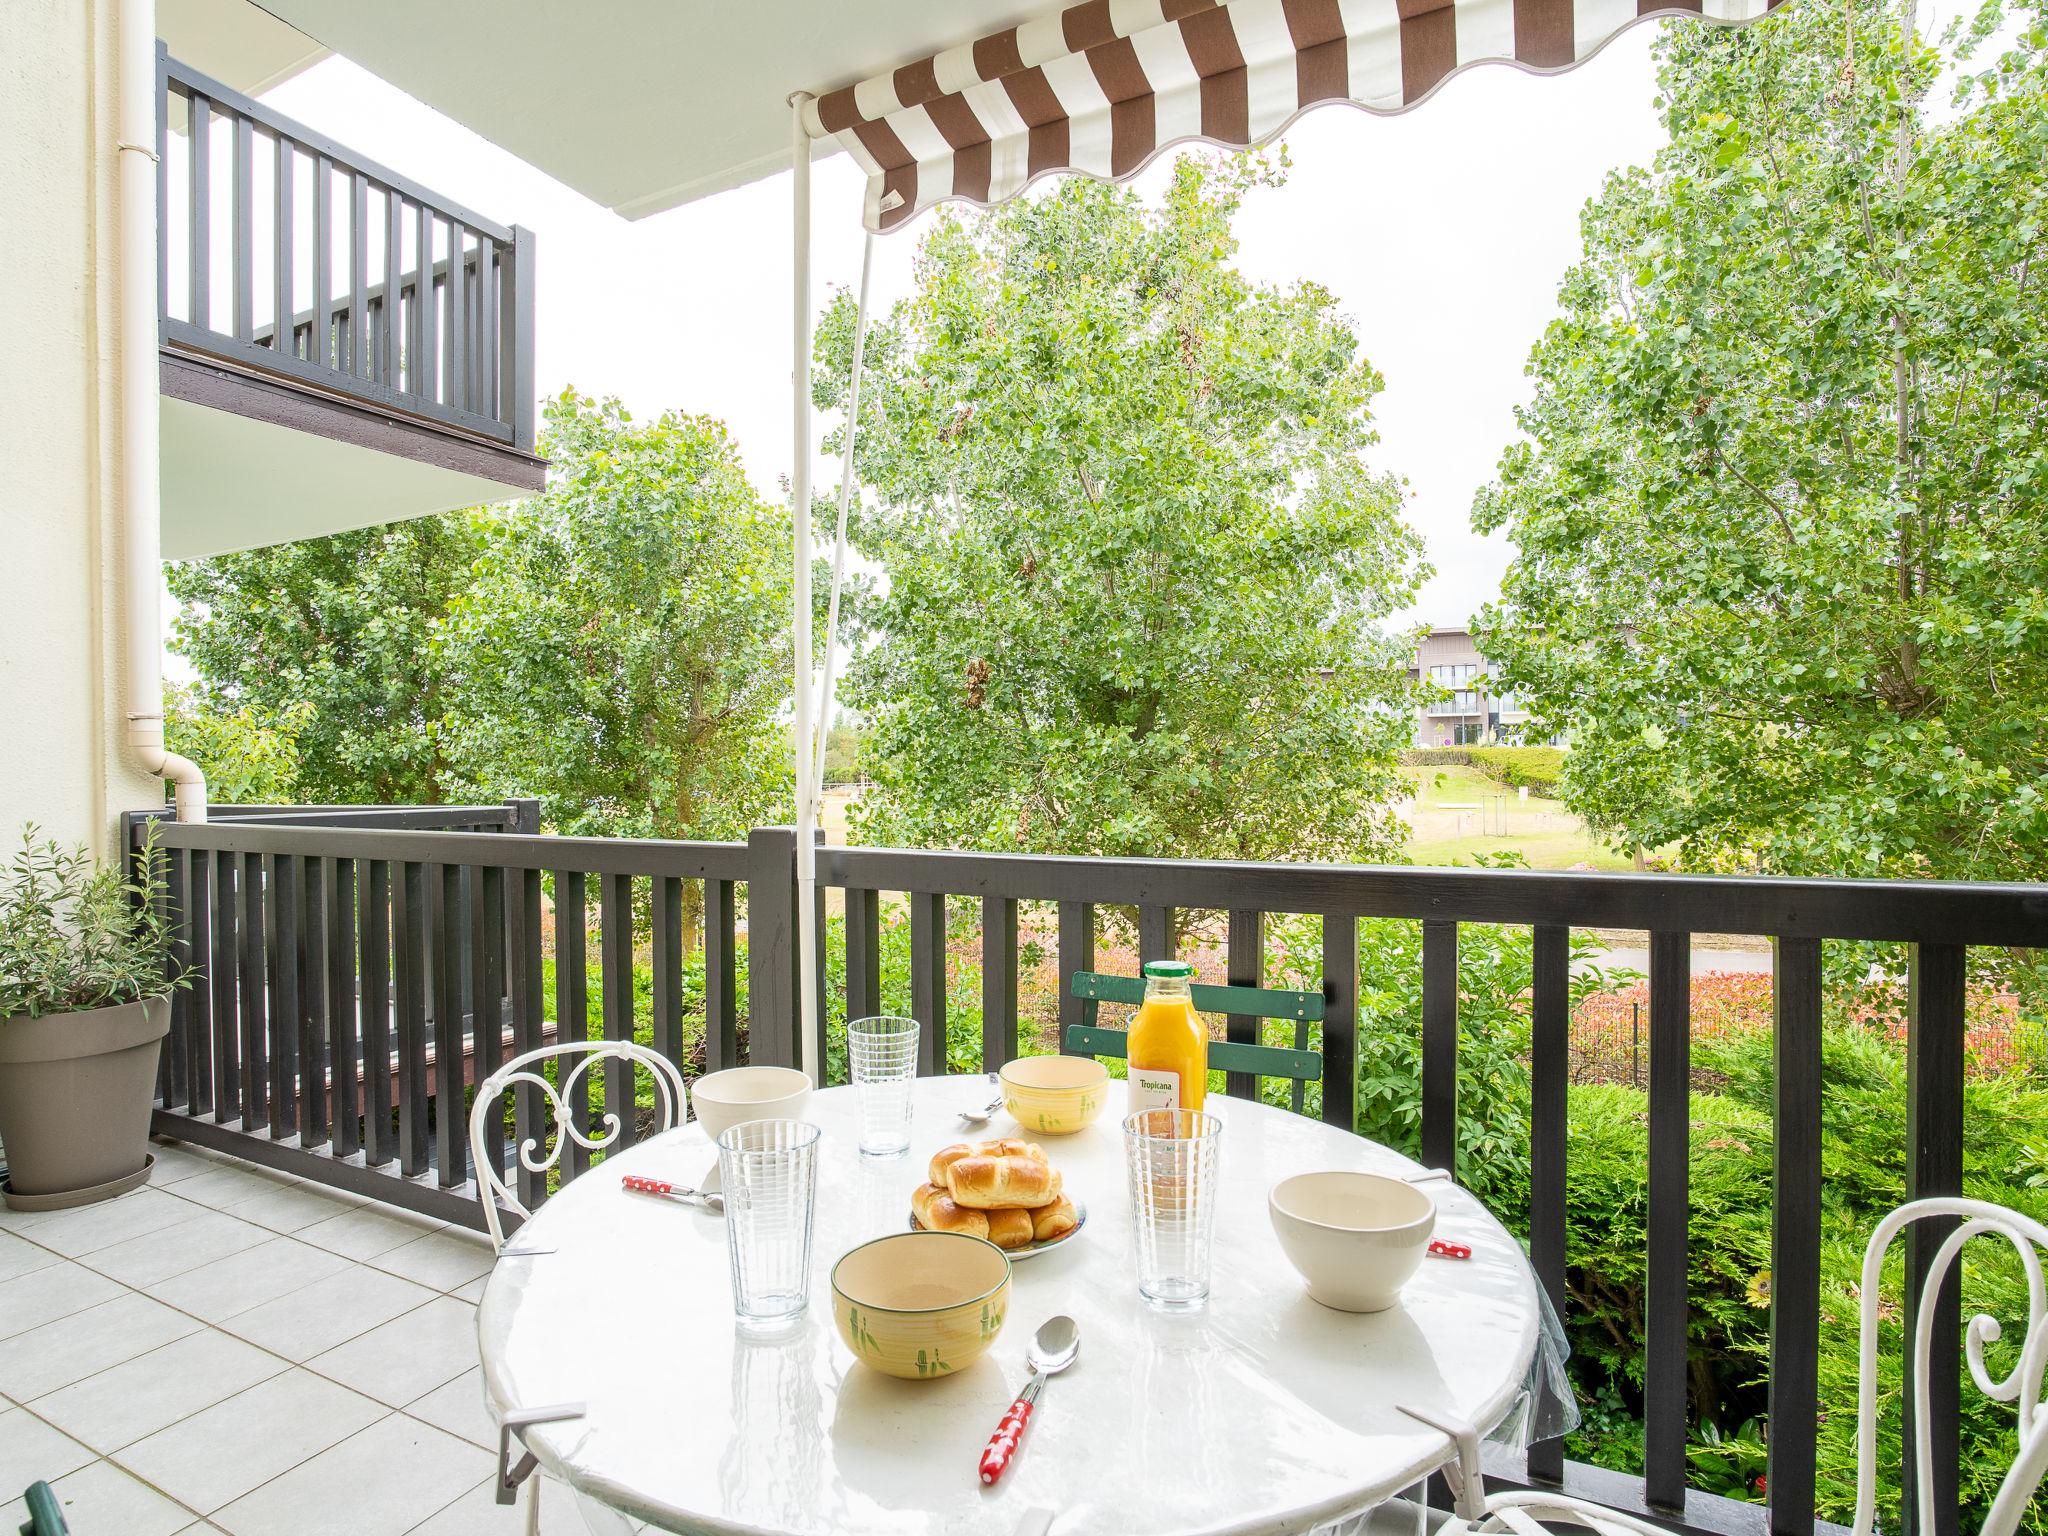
[1464,746,1564,797]
[0,827,185,1019]
[818,153,1427,874]
[1473,0,2048,885]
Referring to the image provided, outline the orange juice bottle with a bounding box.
[1127,960,1207,1115]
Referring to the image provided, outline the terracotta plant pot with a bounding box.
[0,995,168,1208]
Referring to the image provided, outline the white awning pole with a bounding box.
[812,231,874,804]
[789,93,822,1083]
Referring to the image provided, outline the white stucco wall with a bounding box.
[0,0,161,859]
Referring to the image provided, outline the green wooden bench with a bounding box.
[18,1481,68,1536]
[1064,971,1327,1111]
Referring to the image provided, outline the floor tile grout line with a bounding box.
[11,1243,465,1416]
[102,1403,402,1521]
[399,1468,503,1535]
[155,1403,487,1523]
[17,1320,302,1458]
[1,1395,212,1523]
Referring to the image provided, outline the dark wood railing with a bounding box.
[157,46,536,451]
[122,810,2048,1536]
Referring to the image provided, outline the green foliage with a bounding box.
[166,514,485,803]
[1464,746,1564,796]
[0,828,185,1018]
[822,720,869,785]
[1473,0,2048,879]
[821,903,985,1085]
[816,154,1427,865]
[1559,1084,1775,1413]
[437,392,794,843]
[168,392,797,850]
[1695,1022,2048,1527]
[1399,748,1473,767]
[1263,869,1633,1209]
[163,683,307,805]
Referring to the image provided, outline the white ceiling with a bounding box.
[158,0,327,97]
[244,1,1054,219]
[160,396,523,560]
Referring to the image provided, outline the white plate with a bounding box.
[909,1198,1088,1260]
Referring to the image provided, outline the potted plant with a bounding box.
[0,827,186,1208]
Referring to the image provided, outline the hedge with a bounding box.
[1466,745,1565,795]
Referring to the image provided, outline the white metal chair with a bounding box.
[468,1038,688,1252]
[468,1039,688,1534]
[1404,1196,2048,1536]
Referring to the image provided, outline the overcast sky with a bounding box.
[261,27,1673,630]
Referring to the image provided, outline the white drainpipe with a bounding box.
[118,0,206,821]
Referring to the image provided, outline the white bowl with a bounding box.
[692,1066,812,1144]
[1268,1171,1436,1313]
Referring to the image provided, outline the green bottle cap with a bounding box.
[1142,960,1196,979]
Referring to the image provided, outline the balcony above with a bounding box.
[157,47,544,561]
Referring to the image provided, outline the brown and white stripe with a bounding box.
[804,0,1780,232]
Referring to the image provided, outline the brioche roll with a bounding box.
[985,1207,1036,1250]
[910,1181,990,1239]
[1028,1197,1079,1243]
[927,1138,1048,1187]
[946,1154,1060,1211]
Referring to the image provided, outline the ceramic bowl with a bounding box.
[832,1231,1011,1380]
[998,1054,1110,1136]
[691,1066,812,1145]
[1268,1171,1437,1313]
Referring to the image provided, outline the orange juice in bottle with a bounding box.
[1127,960,1207,1114]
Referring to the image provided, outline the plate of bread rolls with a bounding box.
[911,1138,1085,1257]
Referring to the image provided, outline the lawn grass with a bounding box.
[1397,764,1632,870]
[1404,828,1636,871]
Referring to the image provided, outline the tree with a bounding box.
[163,683,308,805]
[436,391,794,844]
[1473,0,2048,879]
[166,516,484,803]
[816,155,1427,866]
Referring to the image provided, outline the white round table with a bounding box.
[477,1076,1546,1536]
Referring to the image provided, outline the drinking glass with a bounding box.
[718,1118,822,1331]
[848,1015,920,1157]
[1123,1108,1224,1311]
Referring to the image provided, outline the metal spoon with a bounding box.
[620,1174,724,1213]
[958,1072,1004,1127]
[978,1315,1081,1485]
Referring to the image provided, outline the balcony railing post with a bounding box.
[1769,936,1824,1536]
[1056,901,1094,1057]
[1420,919,1458,1168]
[1526,922,1571,1485]
[1320,913,1356,1129]
[1223,910,1264,1100]
[1904,942,1965,1536]
[503,226,537,448]
[1644,930,1693,1513]
[746,827,798,1072]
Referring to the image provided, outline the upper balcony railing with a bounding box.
[156,46,536,452]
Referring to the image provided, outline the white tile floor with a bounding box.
[0,1137,585,1535]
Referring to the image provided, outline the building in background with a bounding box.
[1410,626,1556,748]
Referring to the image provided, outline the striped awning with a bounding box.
[803,0,1778,232]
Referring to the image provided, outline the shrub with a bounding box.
[1466,745,1566,796]
[0,827,185,1019]
[1400,748,1472,766]
[1265,892,1634,1213]
[1699,1023,2048,1529]
[1558,1083,1775,1460]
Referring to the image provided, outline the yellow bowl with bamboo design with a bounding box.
[999,1054,1111,1136]
[832,1231,1011,1381]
